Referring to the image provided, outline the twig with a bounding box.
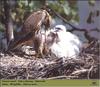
[41,75,78,80]
[87,57,95,79]
[71,69,88,75]
[87,65,94,79]
[46,6,100,32]
[46,6,79,30]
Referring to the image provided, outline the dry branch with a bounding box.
[0,37,99,79]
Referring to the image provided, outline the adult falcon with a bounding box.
[21,9,51,34]
[8,9,52,57]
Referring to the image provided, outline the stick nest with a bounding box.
[0,39,99,80]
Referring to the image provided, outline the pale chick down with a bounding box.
[46,25,82,61]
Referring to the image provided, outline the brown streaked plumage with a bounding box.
[8,10,52,58]
[21,10,51,34]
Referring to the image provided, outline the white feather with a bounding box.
[49,25,82,60]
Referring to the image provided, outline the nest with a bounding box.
[0,39,99,80]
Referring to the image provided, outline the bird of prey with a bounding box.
[8,9,52,58]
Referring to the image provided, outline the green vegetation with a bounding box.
[0,0,79,32]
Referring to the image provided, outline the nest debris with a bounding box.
[0,39,99,80]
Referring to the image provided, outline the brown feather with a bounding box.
[8,10,52,58]
[21,10,51,34]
